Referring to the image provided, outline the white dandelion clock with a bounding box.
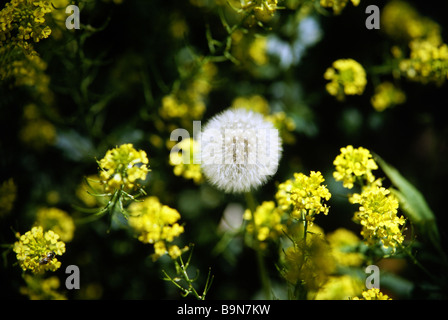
[200,108,282,193]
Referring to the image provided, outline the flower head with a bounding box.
[169,138,203,184]
[34,207,75,242]
[243,201,284,248]
[276,171,331,222]
[128,196,186,260]
[350,185,405,249]
[201,108,282,193]
[333,145,378,189]
[320,0,360,15]
[98,144,149,192]
[370,82,406,112]
[13,226,65,274]
[352,288,392,300]
[324,59,367,100]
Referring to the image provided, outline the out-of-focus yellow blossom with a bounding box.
[324,59,367,101]
[160,62,216,122]
[333,145,378,189]
[276,171,331,223]
[320,0,360,15]
[20,118,56,149]
[350,185,405,250]
[98,144,150,193]
[232,95,296,144]
[0,178,17,217]
[371,82,406,112]
[399,40,448,85]
[34,207,75,243]
[313,275,364,300]
[382,0,441,45]
[249,36,268,65]
[76,175,106,208]
[13,226,66,274]
[266,111,296,145]
[20,275,67,300]
[160,93,205,120]
[352,288,392,300]
[169,138,203,184]
[243,201,284,248]
[240,0,279,23]
[327,228,364,267]
[282,225,336,292]
[231,95,270,115]
[128,196,186,260]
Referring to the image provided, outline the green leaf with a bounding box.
[374,154,442,253]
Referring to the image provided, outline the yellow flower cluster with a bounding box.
[352,288,392,300]
[327,228,364,267]
[333,145,378,189]
[20,104,56,149]
[314,274,364,300]
[282,225,336,292]
[382,1,448,85]
[20,275,66,300]
[0,0,53,46]
[243,201,284,248]
[159,61,217,122]
[169,138,203,184]
[370,82,406,112]
[128,196,186,260]
[333,145,406,250]
[98,144,150,192]
[276,171,331,223]
[324,59,367,100]
[231,94,296,144]
[350,185,405,249]
[34,207,75,243]
[13,226,66,274]
[382,0,441,45]
[0,178,17,217]
[399,40,448,85]
[240,0,279,23]
[320,0,360,15]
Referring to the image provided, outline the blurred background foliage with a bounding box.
[1,0,448,299]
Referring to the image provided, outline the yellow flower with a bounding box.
[350,185,406,249]
[333,145,378,189]
[382,0,441,45]
[370,82,406,112]
[352,288,392,300]
[327,228,364,267]
[20,275,67,300]
[320,0,360,15]
[34,207,75,242]
[281,225,335,292]
[399,40,448,85]
[240,0,279,23]
[324,59,367,100]
[0,178,17,217]
[313,275,364,300]
[13,226,66,274]
[276,171,331,223]
[243,201,284,247]
[98,144,149,192]
[128,196,186,260]
[169,138,203,184]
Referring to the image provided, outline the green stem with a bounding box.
[244,192,271,300]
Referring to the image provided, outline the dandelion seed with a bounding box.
[200,108,282,193]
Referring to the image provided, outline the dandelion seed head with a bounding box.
[201,108,282,193]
